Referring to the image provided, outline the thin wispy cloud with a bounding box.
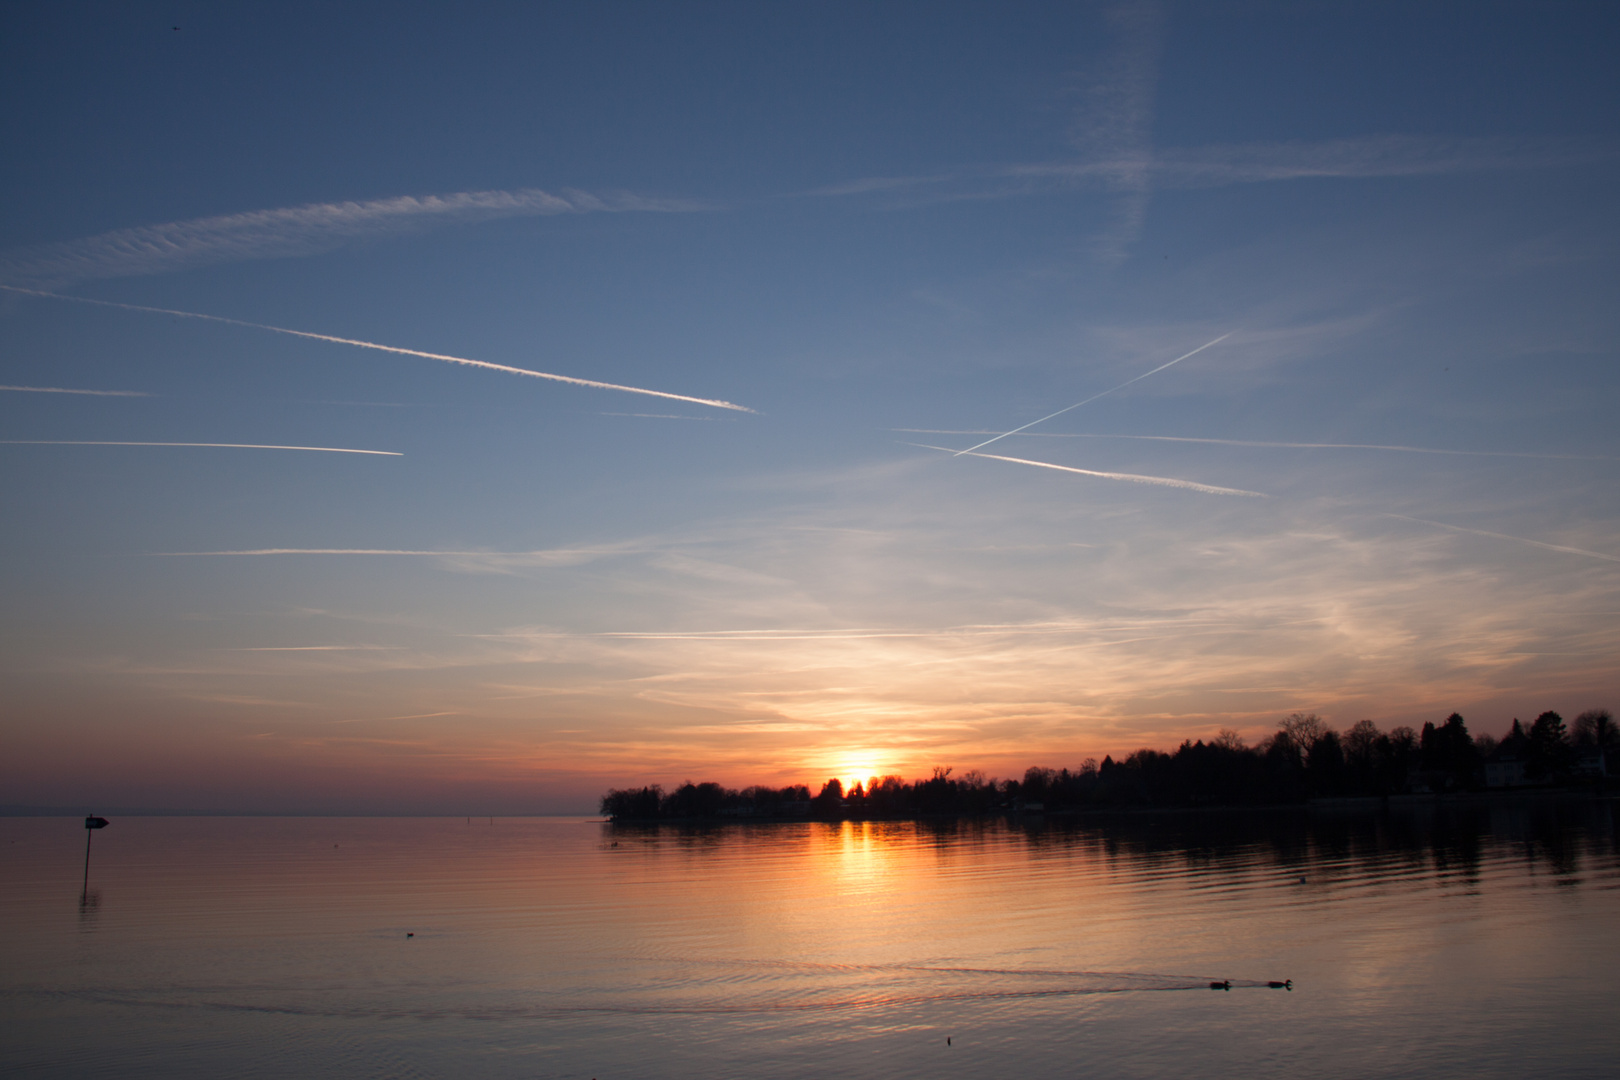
[156,548,540,556]
[1015,134,1619,190]
[1,285,755,413]
[895,431,1609,461]
[0,384,150,397]
[911,443,1265,497]
[587,619,1230,642]
[150,548,636,574]
[223,645,405,652]
[0,187,707,285]
[1069,0,1164,262]
[802,134,1617,214]
[1389,515,1620,564]
[598,412,730,421]
[794,174,958,199]
[0,440,399,455]
[327,711,462,726]
[955,333,1229,455]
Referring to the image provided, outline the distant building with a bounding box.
[1572,749,1609,782]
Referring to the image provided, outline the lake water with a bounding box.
[4,802,1618,1078]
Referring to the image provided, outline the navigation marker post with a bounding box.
[82,815,109,898]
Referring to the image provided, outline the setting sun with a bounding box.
[831,754,887,794]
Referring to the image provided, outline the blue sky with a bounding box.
[3,1,1618,812]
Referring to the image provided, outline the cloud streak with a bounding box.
[0,441,399,455]
[912,443,1265,497]
[896,430,1608,461]
[1,385,150,397]
[1389,515,1620,564]
[803,135,1618,211]
[224,645,405,652]
[150,548,625,565]
[0,285,755,413]
[0,187,706,285]
[1068,1,1164,261]
[598,412,732,421]
[586,620,1222,642]
[955,334,1229,455]
[1017,135,1620,189]
[157,548,529,555]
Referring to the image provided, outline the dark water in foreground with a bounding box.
[3,801,1618,1078]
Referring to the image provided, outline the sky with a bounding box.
[2,1,1618,813]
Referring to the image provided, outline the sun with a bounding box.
[836,755,884,794]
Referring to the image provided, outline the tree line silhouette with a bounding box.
[600,709,1616,820]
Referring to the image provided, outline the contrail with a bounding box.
[0,284,755,413]
[152,548,583,556]
[1,385,150,397]
[1388,514,1620,564]
[897,430,1608,461]
[954,333,1230,455]
[224,645,404,651]
[912,443,1264,496]
[1,441,399,455]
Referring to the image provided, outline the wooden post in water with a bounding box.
[82,815,109,897]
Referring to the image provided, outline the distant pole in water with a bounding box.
[82,815,109,897]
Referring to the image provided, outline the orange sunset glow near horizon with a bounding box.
[4,3,1619,816]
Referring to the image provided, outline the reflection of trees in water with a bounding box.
[998,799,1616,884]
[603,799,1616,885]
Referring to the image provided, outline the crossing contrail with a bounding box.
[1388,514,1620,563]
[896,430,1608,461]
[911,443,1264,496]
[0,284,754,413]
[0,441,399,455]
[954,333,1230,455]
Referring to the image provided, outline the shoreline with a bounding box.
[606,786,1617,825]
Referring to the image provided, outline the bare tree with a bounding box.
[1281,712,1330,746]
[1345,720,1381,767]
[1573,709,1616,750]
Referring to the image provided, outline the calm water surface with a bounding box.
[4,803,1618,1078]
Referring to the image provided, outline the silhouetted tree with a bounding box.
[1527,711,1573,781]
[1420,714,1479,791]
[1573,709,1616,752]
[1022,767,1056,803]
[599,705,1610,819]
[812,778,844,816]
[1306,730,1348,797]
[601,784,662,818]
[663,781,728,817]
